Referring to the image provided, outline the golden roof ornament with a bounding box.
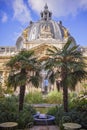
[63,28,69,38]
[23,29,28,40]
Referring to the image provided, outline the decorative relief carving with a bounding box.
[23,29,28,40]
[39,25,53,38]
[41,25,50,32]
[62,27,69,38]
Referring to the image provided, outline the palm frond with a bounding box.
[63,39,72,51]
[48,71,55,84]
[47,48,55,54]
[29,76,40,88]
[68,44,79,52]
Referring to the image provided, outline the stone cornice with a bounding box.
[0,56,11,59]
[25,38,66,45]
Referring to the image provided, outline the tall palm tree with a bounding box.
[7,50,41,111]
[45,39,87,112]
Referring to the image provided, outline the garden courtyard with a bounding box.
[0,88,87,129]
[0,4,87,130]
[0,42,87,130]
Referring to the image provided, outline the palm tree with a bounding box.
[45,39,87,112]
[7,50,41,111]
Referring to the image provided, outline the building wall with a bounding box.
[0,44,87,93]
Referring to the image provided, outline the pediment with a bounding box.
[31,43,54,60]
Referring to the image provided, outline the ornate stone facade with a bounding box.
[0,4,87,91]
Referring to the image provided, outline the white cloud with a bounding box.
[79,0,87,9]
[1,12,8,23]
[28,0,87,17]
[13,0,31,24]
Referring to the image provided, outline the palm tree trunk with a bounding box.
[63,82,68,112]
[19,85,25,111]
[61,65,68,112]
[56,80,60,92]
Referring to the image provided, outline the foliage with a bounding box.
[0,96,36,129]
[4,87,14,95]
[69,94,87,111]
[45,39,87,112]
[68,92,78,103]
[46,91,63,104]
[5,94,19,102]
[7,50,41,89]
[81,83,87,95]
[0,97,18,123]
[47,94,87,129]
[6,50,41,111]
[59,115,72,130]
[36,107,49,113]
[68,92,77,98]
[0,85,5,98]
[17,105,36,128]
[47,105,65,125]
[67,110,87,128]
[69,95,87,128]
[24,90,63,104]
[82,83,87,91]
[25,91,43,104]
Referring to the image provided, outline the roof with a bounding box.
[16,4,76,49]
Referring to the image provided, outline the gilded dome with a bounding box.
[16,4,76,50]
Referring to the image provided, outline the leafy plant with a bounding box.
[0,84,5,99]
[46,91,63,104]
[45,39,87,112]
[25,91,43,104]
[0,96,36,129]
[6,50,41,111]
[69,96,87,111]
[47,106,65,125]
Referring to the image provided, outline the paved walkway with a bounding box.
[29,125,59,130]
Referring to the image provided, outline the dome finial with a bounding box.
[44,3,48,10]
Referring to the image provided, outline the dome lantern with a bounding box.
[40,4,52,21]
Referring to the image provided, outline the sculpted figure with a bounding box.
[62,27,69,38]
[40,25,53,38]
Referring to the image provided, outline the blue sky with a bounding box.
[0,0,87,47]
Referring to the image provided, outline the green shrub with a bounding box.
[69,96,87,128]
[0,85,5,99]
[46,91,63,104]
[69,96,87,111]
[17,109,34,128]
[47,95,87,129]
[67,110,87,129]
[0,99,18,123]
[68,92,78,102]
[0,96,36,129]
[5,94,19,103]
[47,105,64,125]
[25,91,63,104]
[25,91,43,104]
[23,104,36,115]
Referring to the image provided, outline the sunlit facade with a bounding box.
[0,4,87,91]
